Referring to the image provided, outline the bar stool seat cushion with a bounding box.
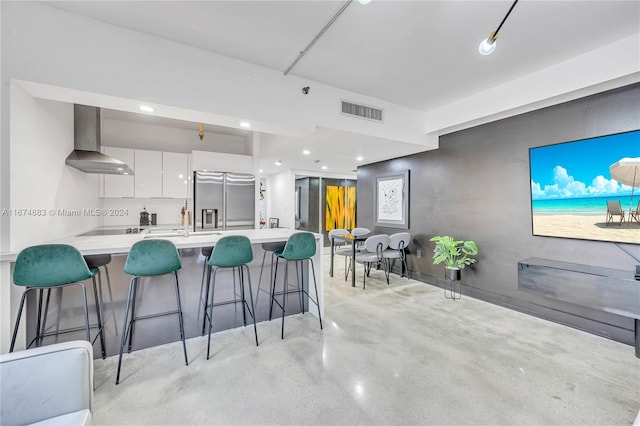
[208,236,253,267]
[261,241,286,252]
[13,244,96,287]
[124,240,181,276]
[276,232,316,260]
[83,254,112,269]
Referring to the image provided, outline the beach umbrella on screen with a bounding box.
[609,157,640,212]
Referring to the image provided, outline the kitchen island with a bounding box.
[0,228,324,356]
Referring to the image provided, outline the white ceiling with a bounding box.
[44,0,640,175]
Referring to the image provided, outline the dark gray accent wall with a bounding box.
[296,177,320,232]
[357,83,640,345]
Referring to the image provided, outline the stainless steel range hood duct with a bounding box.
[65,104,134,175]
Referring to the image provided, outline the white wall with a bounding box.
[101,198,187,228]
[191,151,253,174]
[102,118,251,155]
[269,170,295,229]
[9,84,101,251]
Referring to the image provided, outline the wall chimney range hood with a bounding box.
[65,104,134,175]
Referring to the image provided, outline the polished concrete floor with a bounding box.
[92,251,640,425]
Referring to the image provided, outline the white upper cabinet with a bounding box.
[162,152,189,199]
[101,149,191,198]
[103,147,135,198]
[134,149,163,198]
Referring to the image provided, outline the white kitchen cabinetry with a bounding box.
[162,152,189,198]
[134,150,163,198]
[103,147,135,198]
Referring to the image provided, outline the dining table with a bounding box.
[330,232,371,287]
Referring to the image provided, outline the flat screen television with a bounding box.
[529,129,640,245]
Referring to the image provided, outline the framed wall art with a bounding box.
[374,170,409,229]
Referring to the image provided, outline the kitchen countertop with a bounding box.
[0,227,318,262]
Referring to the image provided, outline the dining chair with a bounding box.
[343,227,371,281]
[329,228,350,279]
[354,234,390,289]
[383,232,411,278]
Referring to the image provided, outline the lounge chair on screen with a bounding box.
[605,200,625,225]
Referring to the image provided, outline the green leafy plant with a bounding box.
[429,236,478,270]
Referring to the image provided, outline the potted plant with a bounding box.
[429,235,478,281]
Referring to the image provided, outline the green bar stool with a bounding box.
[116,239,188,385]
[204,235,258,360]
[270,232,323,339]
[10,244,106,358]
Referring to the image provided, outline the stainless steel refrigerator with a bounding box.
[193,171,256,231]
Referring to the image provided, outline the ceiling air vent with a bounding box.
[341,100,383,122]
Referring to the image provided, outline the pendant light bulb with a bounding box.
[198,123,205,141]
[479,32,498,55]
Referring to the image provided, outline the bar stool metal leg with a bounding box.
[172,271,188,366]
[91,276,107,359]
[243,264,259,347]
[127,277,139,353]
[206,268,218,360]
[116,277,136,385]
[9,289,30,353]
[202,264,212,336]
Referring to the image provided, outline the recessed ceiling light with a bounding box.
[322,165,328,170]
[139,105,154,112]
[178,174,183,179]
[358,0,371,4]
[259,169,263,173]
[240,121,251,128]
[275,161,282,166]
[356,156,363,161]
[303,150,310,155]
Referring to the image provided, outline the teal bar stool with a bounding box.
[204,235,258,360]
[270,232,323,339]
[116,239,188,385]
[10,244,106,358]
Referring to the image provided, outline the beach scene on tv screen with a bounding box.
[530,130,640,244]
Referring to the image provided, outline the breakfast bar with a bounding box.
[0,228,324,356]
